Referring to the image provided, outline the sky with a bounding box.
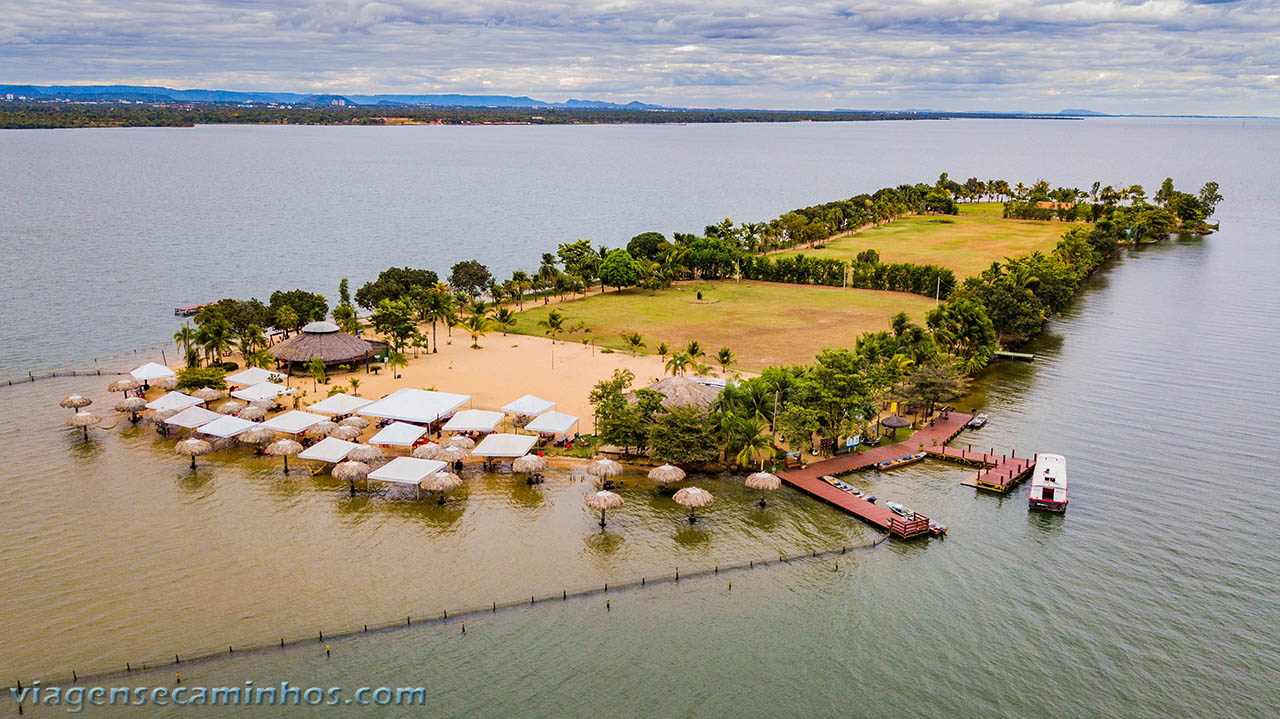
[2,0,1278,114]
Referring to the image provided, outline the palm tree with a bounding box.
[665,351,691,377]
[685,340,705,362]
[245,348,273,369]
[510,271,532,310]
[385,350,408,379]
[491,307,516,335]
[656,342,670,364]
[348,377,361,396]
[305,357,327,391]
[197,320,233,365]
[173,323,195,359]
[237,324,267,357]
[274,305,299,337]
[462,312,492,349]
[733,416,774,469]
[619,331,646,357]
[715,347,735,375]
[538,310,566,343]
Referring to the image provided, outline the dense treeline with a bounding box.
[0,103,1043,130]
[739,251,956,298]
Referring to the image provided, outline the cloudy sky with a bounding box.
[2,0,1277,114]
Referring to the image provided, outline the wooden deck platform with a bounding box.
[776,411,972,537]
[926,445,1036,493]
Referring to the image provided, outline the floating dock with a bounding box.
[931,445,1037,493]
[174,302,216,316]
[995,350,1035,362]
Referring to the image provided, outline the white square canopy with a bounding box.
[369,421,429,446]
[225,367,284,386]
[298,436,359,463]
[443,409,504,433]
[358,388,470,424]
[307,393,374,416]
[260,410,328,435]
[230,382,294,402]
[368,457,447,485]
[146,391,204,412]
[198,414,257,438]
[131,362,176,382]
[524,411,579,436]
[165,405,221,429]
[501,394,555,417]
[472,433,538,458]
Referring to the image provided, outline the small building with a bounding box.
[268,321,375,371]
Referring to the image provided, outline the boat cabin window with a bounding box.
[1041,488,1055,501]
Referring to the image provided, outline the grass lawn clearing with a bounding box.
[777,209,1073,279]
[509,281,935,371]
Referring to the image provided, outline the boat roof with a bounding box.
[1031,453,1068,486]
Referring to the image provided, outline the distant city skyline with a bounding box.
[2,0,1276,115]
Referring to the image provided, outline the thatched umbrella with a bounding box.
[586,458,623,480]
[150,408,177,424]
[237,406,267,421]
[339,416,370,429]
[249,399,275,411]
[439,446,470,464]
[880,414,910,440]
[60,395,92,414]
[348,444,385,463]
[332,460,370,494]
[192,387,224,403]
[744,471,781,508]
[237,425,275,449]
[218,400,246,416]
[648,464,686,485]
[584,490,624,528]
[411,442,442,460]
[444,435,475,451]
[114,397,147,423]
[156,377,177,390]
[421,471,463,503]
[265,438,303,473]
[513,454,548,473]
[330,425,362,441]
[305,421,339,439]
[107,378,141,397]
[673,486,714,523]
[175,437,213,469]
[66,411,100,440]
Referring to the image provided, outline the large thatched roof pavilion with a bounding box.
[269,321,375,370]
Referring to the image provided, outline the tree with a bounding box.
[620,331,646,356]
[244,348,272,369]
[174,323,196,359]
[557,239,602,288]
[306,357,327,391]
[896,361,969,415]
[236,324,267,357]
[195,319,233,364]
[685,340,705,361]
[370,299,415,350]
[656,342,670,364]
[332,303,362,335]
[1197,181,1222,217]
[538,310,566,343]
[730,416,774,468]
[269,290,327,326]
[175,366,227,392]
[462,312,492,349]
[449,260,493,300]
[385,350,408,379]
[420,284,454,352]
[274,305,299,335]
[354,267,438,310]
[598,249,643,291]
[665,351,691,376]
[715,347,735,375]
[194,298,273,336]
[648,405,719,464]
[348,376,361,396]
[491,307,516,335]
[775,403,821,452]
[627,231,669,261]
[923,189,958,215]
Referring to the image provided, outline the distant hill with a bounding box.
[1057,108,1108,116]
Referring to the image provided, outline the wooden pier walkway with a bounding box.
[776,411,972,537]
[926,445,1036,493]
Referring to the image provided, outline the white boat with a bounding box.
[1028,453,1068,512]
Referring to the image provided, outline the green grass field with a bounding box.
[777,204,1071,279]
[509,281,937,371]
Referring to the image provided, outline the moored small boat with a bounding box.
[819,475,876,503]
[966,413,989,429]
[875,452,927,471]
[1028,453,1068,512]
[929,521,948,536]
[886,501,915,519]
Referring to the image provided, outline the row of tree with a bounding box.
[739,249,956,298]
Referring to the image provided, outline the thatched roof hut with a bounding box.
[629,376,719,411]
[269,321,374,368]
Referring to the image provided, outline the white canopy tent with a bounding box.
[197,414,257,438]
[165,405,221,429]
[260,410,328,435]
[501,394,555,417]
[369,421,429,447]
[225,367,284,387]
[307,393,374,416]
[358,388,470,424]
[146,391,204,412]
[130,362,176,382]
[298,436,359,464]
[368,457,448,500]
[524,411,579,437]
[443,409,504,434]
[230,382,295,402]
[472,433,538,458]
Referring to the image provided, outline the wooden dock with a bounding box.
[776,411,971,537]
[928,445,1036,493]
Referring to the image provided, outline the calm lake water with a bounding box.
[1,119,1277,717]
